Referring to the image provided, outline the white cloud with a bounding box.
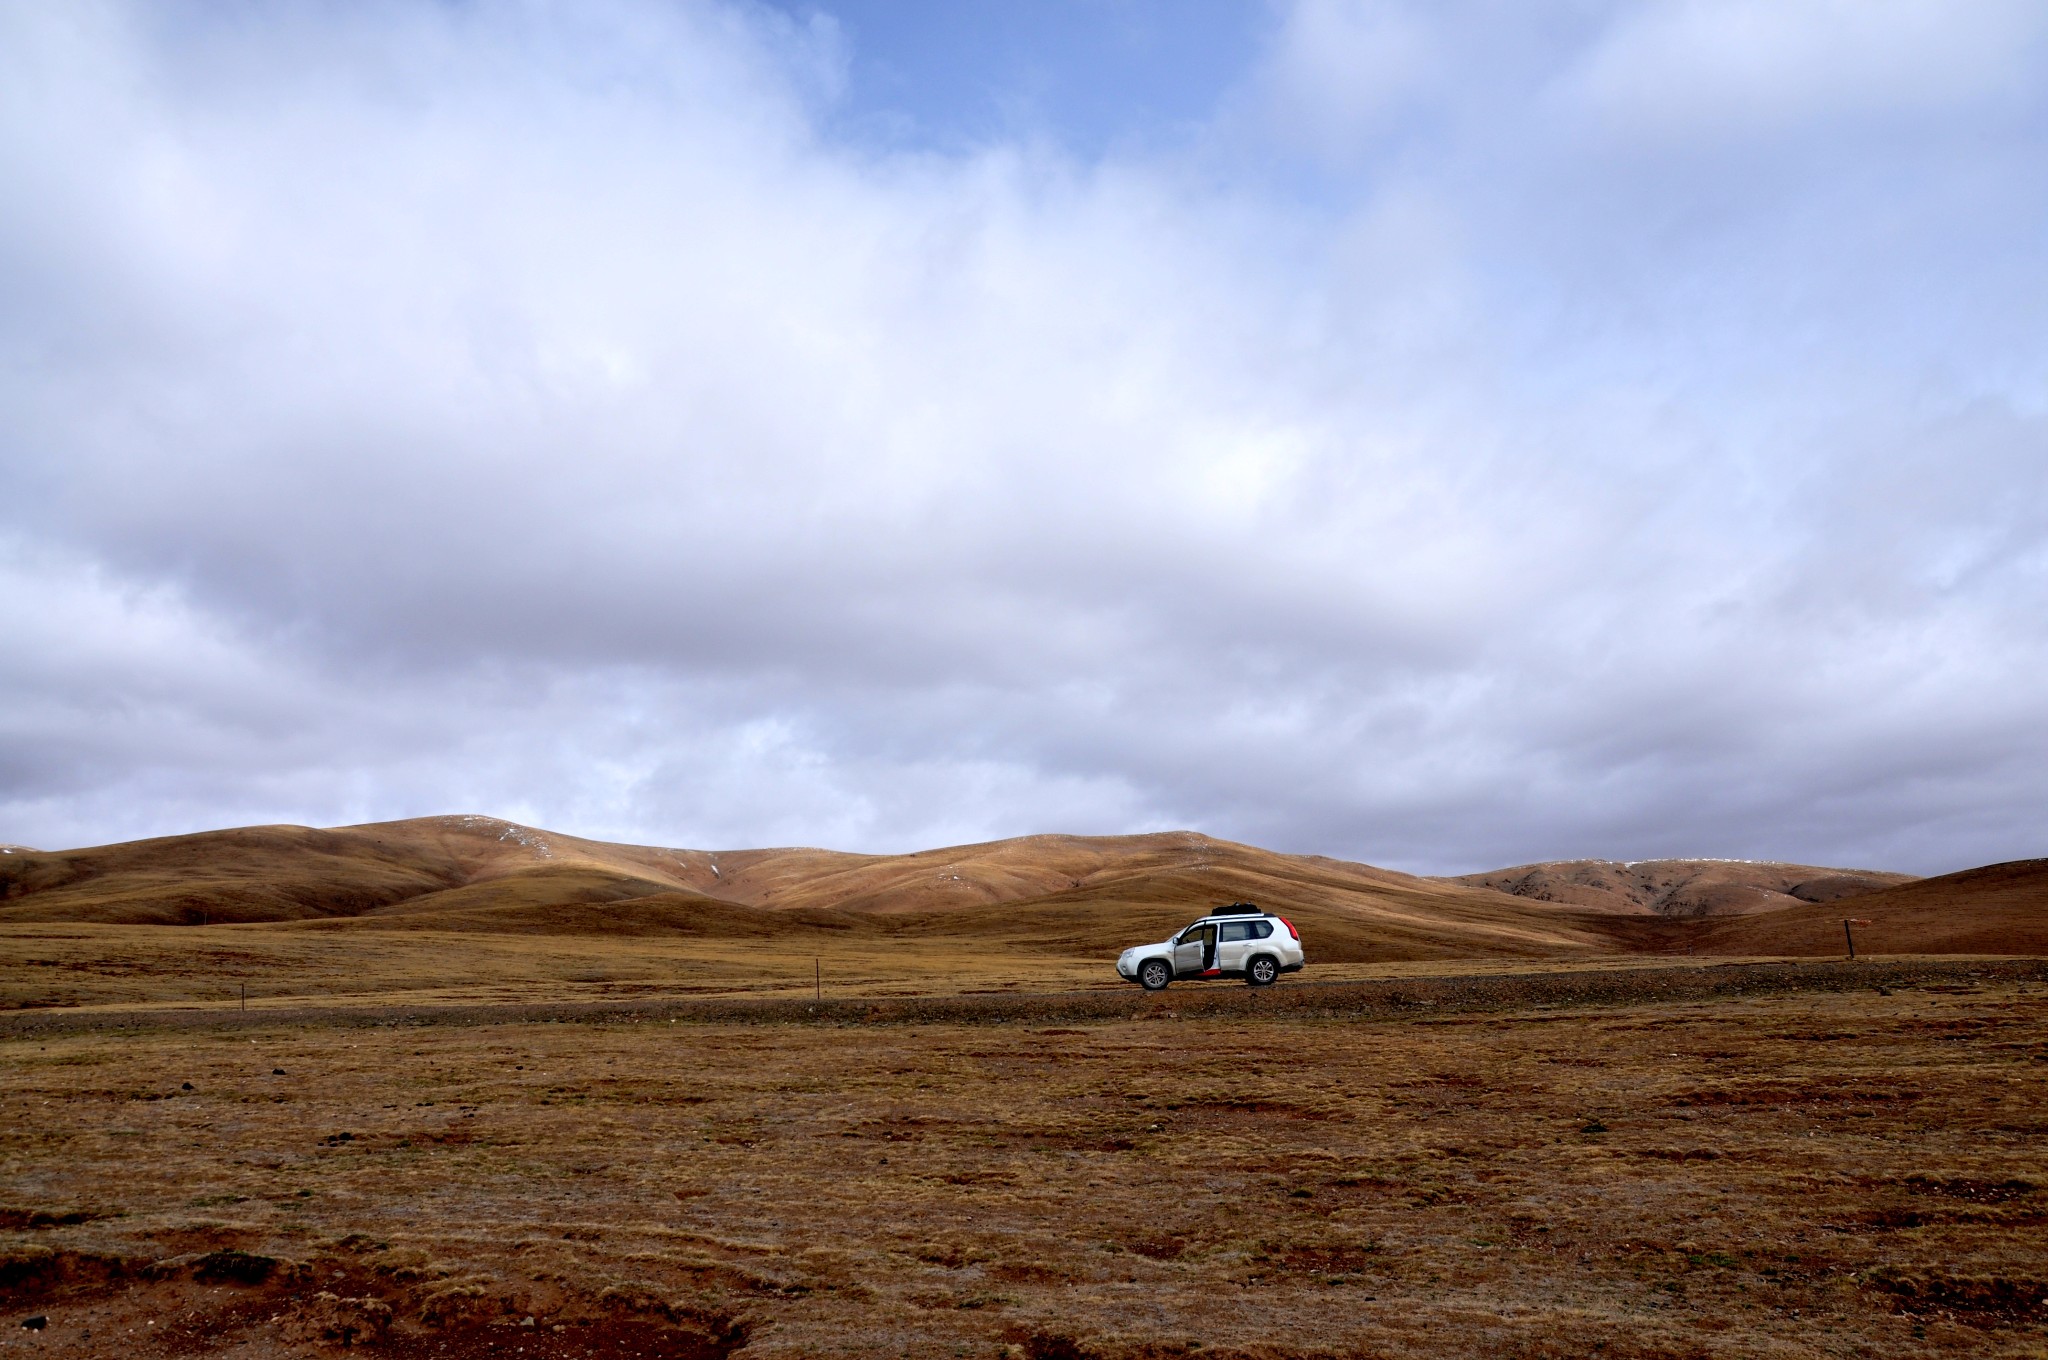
[1,0,2044,874]
[1561,0,2047,140]
[1249,0,1439,161]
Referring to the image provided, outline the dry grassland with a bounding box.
[4,978,2045,1358]
[0,925,1791,1016]
[0,925,1129,1012]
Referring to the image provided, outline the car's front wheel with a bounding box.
[1246,955,1279,987]
[1138,958,1172,991]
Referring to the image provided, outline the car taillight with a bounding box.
[1279,916,1299,940]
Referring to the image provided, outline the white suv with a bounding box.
[1116,905,1304,990]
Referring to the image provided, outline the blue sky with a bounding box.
[779,0,1268,154]
[1,1,2044,873]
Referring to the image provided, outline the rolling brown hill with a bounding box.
[1577,857,2048,958]
[0,816,709,925]
[0,818,1616,963]
[1,816,2040,962]
[1453,858,1914,917]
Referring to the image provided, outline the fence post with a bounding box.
[1843,918,1872,960]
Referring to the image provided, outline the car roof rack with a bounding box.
[1210,902,1266,917]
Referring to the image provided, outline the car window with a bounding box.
[1219,922,1250,943]
[1248,920,1273,939]
[1176,927,1202,945]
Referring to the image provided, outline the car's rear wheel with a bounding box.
[1246,955,1279,987]
[1139,958,1172,991]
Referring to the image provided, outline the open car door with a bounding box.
[1216,920,1253,972]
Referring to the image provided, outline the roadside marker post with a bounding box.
[1843,918,1873,960]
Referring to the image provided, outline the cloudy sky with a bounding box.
[3,1,2044,873]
